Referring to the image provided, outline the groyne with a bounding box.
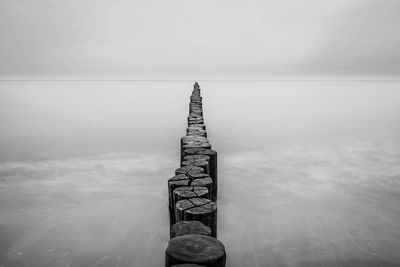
[165,82,226,267]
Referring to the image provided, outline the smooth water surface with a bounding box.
[1,81,400,266]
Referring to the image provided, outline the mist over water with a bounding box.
[1,81,400,266]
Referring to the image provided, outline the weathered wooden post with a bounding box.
[175,198,217,237]
[171,264,206,267]
[165,82,225,266]
[171,221,211,238]
[175,165,204,176]
[173,186,210,215]
[166,235,226,267]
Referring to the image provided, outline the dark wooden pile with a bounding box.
[166,82,226,267]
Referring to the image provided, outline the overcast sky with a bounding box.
[0,0,399,79]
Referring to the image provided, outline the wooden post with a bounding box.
[181,136,209,146]
[181,143,211,163]
[186,128,207,138]
[173,186,210,214]
[168,174,190,226]
[175,198,217,238]
[170,221,211,238]
[165,235,226,267]
[187,124,206,130]
[175,166,204,176]
[186,173,213,199]
[188,116,204,125]
[171,264,205,267]
[181,159,209,175]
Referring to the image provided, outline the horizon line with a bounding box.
[1,78,400,82]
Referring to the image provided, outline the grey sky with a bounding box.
[0,0,399,79]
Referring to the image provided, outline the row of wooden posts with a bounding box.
[165,82,227,266]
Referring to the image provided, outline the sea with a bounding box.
[0,80,400,266]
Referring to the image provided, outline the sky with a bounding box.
[0,0,399,79]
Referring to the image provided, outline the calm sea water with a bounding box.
[1,81,400,266]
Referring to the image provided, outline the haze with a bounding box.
[1,0,400,79]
